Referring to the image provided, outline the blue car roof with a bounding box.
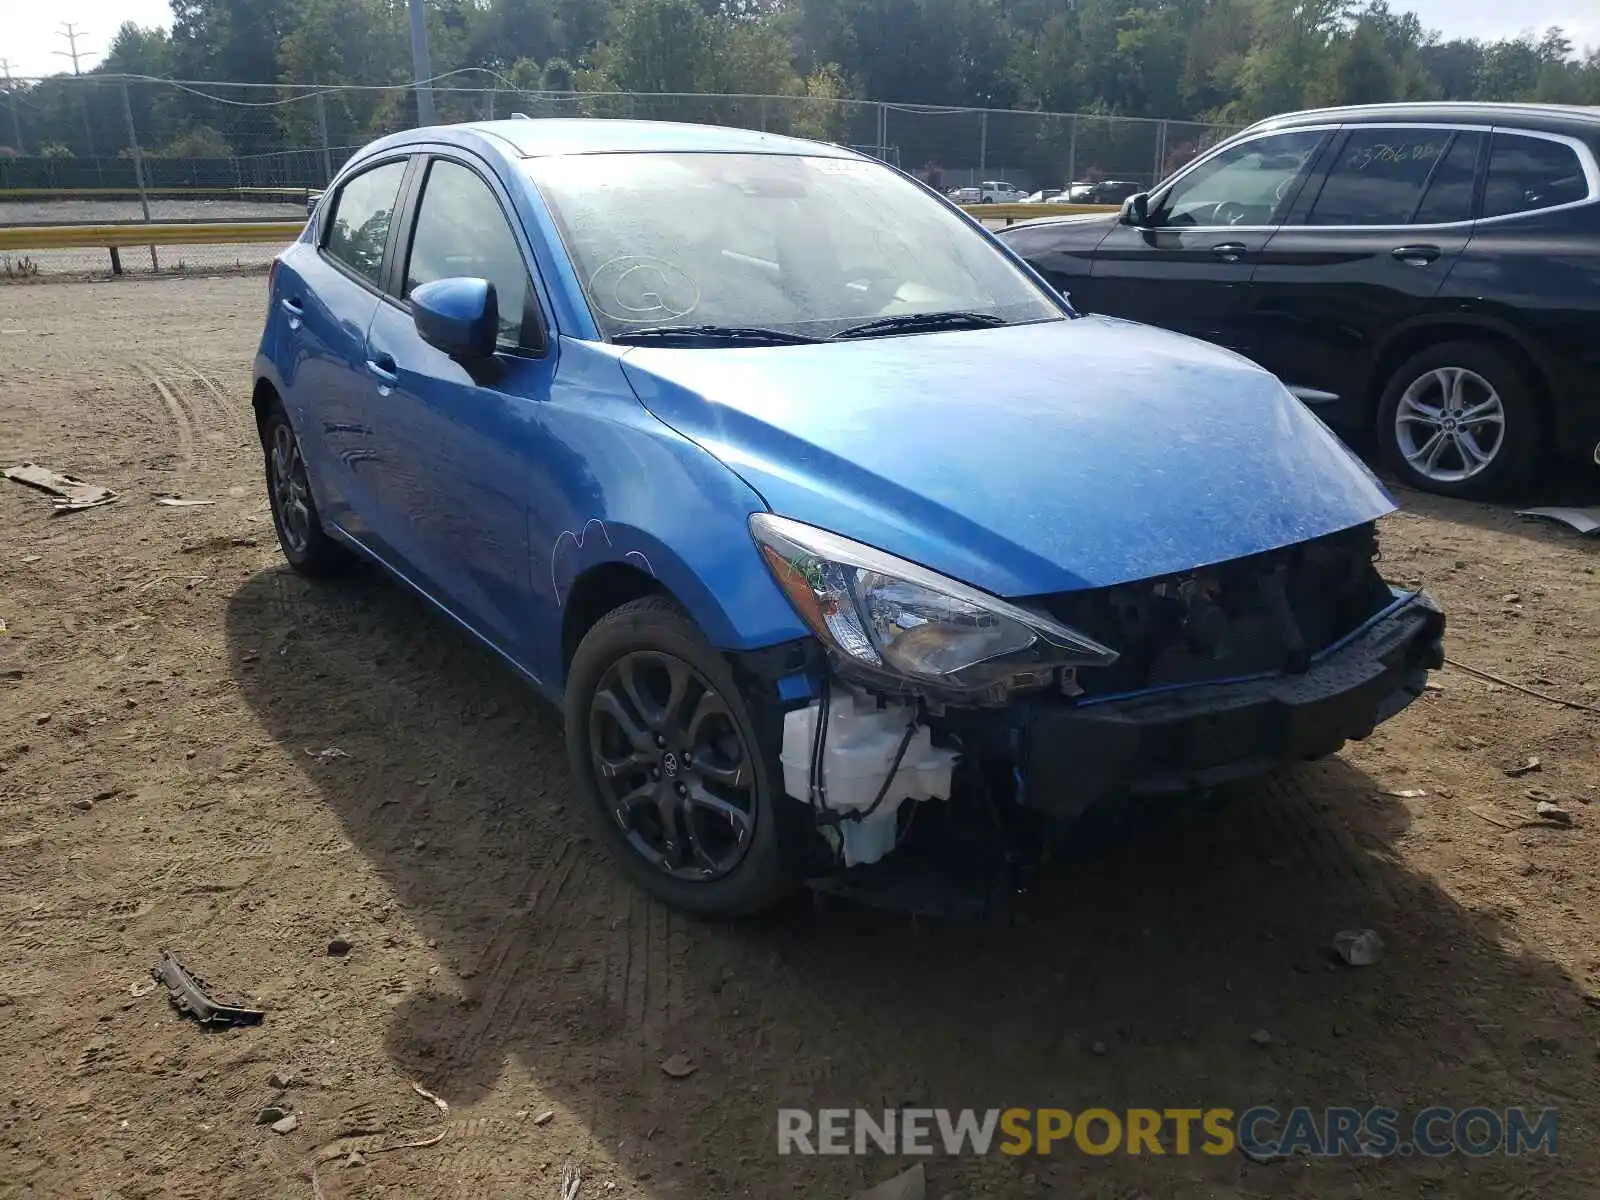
[426,118,858,159]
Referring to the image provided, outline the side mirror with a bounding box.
[1120,192,1150,226]
[411,277,498,360]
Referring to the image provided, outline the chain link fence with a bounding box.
[0,75,1237,276]
[2,76,1238,195]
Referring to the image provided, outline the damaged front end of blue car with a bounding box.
[738,510,1443,915]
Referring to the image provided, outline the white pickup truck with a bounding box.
[947,180,1024,204]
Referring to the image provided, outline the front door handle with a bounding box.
[1392,244,1440,266]
[279,297,304,330]
[365,355,399,391]
[1211,242,1247,263]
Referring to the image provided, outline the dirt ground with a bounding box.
[2,274,1599,1200]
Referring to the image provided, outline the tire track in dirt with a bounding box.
[133,359,200,472]
[176,355,248,432]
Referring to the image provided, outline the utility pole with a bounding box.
[53,26,98,158]
[54,23,93,75]
[0,59,24,154]
[406,0,437,127]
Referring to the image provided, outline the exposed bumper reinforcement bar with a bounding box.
[1022,591,1445,817]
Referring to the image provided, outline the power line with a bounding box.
[53,23,95,76]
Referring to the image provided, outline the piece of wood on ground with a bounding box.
[3,463,117,512]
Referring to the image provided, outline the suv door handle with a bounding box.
[1392,244,1440,266]
[279,297,304,329]
[365,355,399,391]
[1211,242,1247,263]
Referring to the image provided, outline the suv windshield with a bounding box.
[525,152,1062,340]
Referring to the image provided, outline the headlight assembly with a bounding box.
[749,513,1116,696]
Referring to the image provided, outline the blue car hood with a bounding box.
[620,317,1393,597]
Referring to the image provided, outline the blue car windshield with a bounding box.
[524,152,1063,339]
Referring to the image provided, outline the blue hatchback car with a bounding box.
[255,119,1445,916]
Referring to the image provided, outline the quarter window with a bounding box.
[1483,133,1589,218]
[1153,130,1327,228]
[405,159,532,348]
[323,160,407,284]
[1308,128,1453,226]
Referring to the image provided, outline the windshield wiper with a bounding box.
[830,311,1009,340]
[611,324,821,346]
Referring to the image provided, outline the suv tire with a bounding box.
[1376,341,1540,499]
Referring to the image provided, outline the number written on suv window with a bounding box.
[323,160,407,284]
[1308,128,1454,226]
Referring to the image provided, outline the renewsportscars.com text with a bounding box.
[776,1106,1558,1158]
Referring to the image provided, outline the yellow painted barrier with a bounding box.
[0,221,304,251]
[0,186,312,200]
[965,202,1118,225]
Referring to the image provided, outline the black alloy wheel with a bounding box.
[589,649,757,882]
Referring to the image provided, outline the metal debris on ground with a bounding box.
[660,1053,697,1079]
[1332,929,1384,967]
[3,463,118,513]
[1515,506,1600,536]
[304,747,350,760]
[1505,756,1542,777]
[150,950,266,1029]
[1467,804,1516,830]
[129,977,157,998]
[852,1163,926,1200]
[154,495,217,507]
[1534,801,1573,826]
[410,1081,450,1114]
[1379,788,1427,799]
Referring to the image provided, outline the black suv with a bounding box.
[998,103,1600,499]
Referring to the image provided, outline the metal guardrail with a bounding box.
[0,186,314,201]
[0,221,305,252]
[0,204,1116,269]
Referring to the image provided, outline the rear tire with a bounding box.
[1376,341,1540,499]
[261,401,353,577]
[565,596,794,917]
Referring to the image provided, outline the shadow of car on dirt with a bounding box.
[224,565,1594,1197]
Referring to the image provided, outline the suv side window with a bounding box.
[1153,130,1327,228]
[1411,131,1484,224]
[323,159,408,285]
[1484,133,1590,218]
[1307,127,1454,226]
[405,159,534,349]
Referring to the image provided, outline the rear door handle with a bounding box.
[1211,242,1247,263]
[365,355,399,391]
[279,297,304,329]
[1392,244,1440,266]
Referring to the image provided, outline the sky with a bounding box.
[1,0,1596,80]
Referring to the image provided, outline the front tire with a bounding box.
[261,401,352,576]
[1376,341,1540,499]
[565,596,794,917]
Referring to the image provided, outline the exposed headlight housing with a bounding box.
[750,514,1117,699]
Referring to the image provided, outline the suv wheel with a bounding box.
[565,596,794,916]
[262,402,352,576]
[1376,341,1540,499]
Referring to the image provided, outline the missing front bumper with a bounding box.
[1020,591,1445,817]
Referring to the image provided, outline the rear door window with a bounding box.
[1307,128,1451,226]
[1483,133,1590,218]
[1411,131,1484,224]
[323,159,408,285]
